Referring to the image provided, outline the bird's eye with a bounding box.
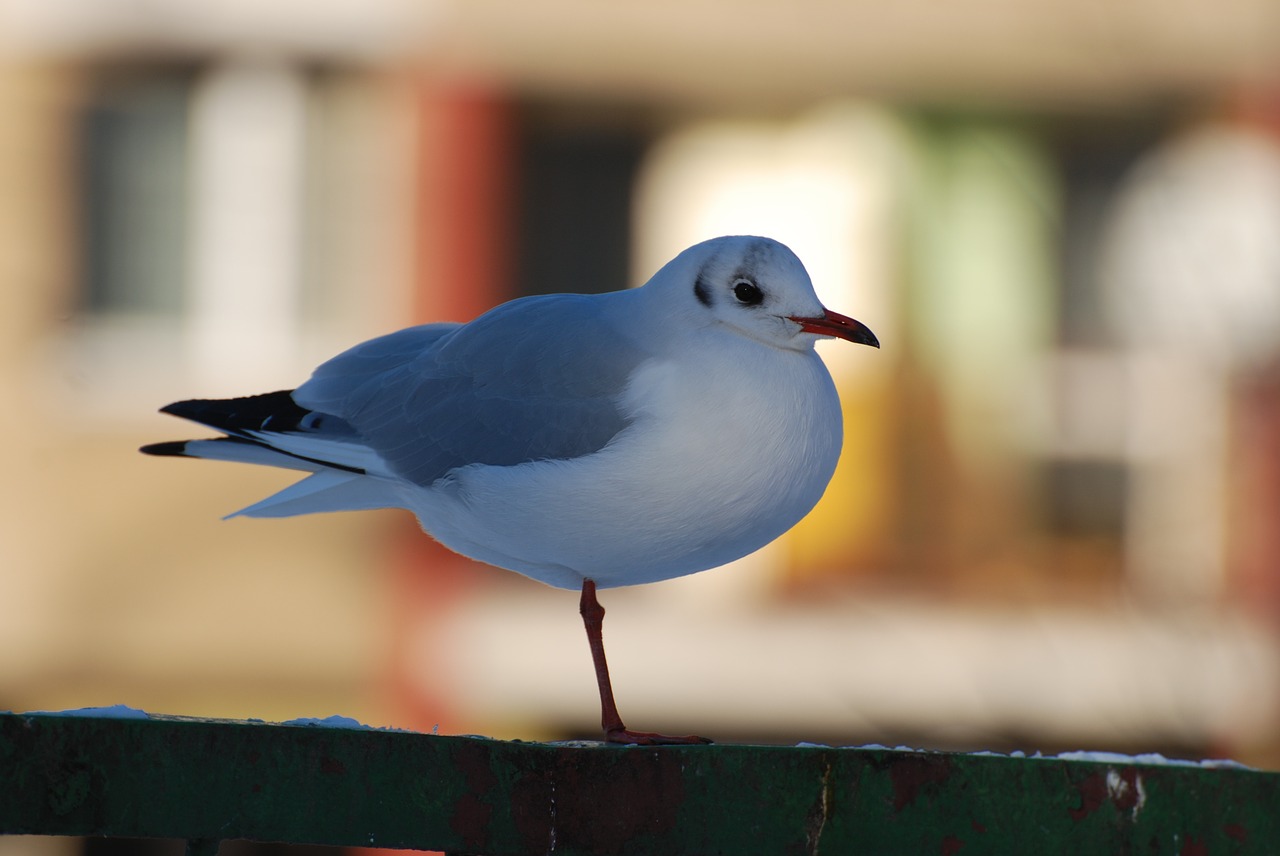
[733,280,763,305]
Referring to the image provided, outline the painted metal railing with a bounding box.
[2,711,1277,854]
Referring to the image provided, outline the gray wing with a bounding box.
[292,293,647,486]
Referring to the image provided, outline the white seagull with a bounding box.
[143,235,879,744]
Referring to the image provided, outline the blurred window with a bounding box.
[78,70,194,318]
[65,62,413,404]
[513,103,651,297]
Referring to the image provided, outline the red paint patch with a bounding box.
[889,756,953,812]
[971,819,987,834]
[510,746,686,853]
[1110,768,1141,812]
[1224,824,1248,842]
[319,757,346,775]
[1180,835,1208,856]
[1069,772,1108,821]
[1069,768,1142,822]
[449,740,499,851]
[941,835,964,854]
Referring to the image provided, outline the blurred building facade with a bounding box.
[3,6,1280,833]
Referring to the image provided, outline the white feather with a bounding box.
[229,469,404,519]
[180,439,321,472]
[243,430,391,476]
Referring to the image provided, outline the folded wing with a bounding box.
[143,293,649,518]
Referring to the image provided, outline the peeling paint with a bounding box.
[1070,768,1145,824]
[546,774,557,855]
[1105,769,1146,821]
[805,757,834,855]
[47,766,91,816]
[1069,772,1108,821]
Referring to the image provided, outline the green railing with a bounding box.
[2,710,1277,854]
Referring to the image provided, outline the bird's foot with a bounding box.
[605,726,713,746]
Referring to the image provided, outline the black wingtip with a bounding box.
[156,391,311,435]
[139,441,190,457]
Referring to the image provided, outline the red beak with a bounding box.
[788,309,880,348]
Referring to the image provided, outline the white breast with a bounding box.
[411,334,844,590]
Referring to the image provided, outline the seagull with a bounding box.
[142,235,879,744]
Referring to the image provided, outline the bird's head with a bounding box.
[645,235,879,352]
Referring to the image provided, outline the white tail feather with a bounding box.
[228,470,404,519]
[244,430,388,475]
[182,439,321,472]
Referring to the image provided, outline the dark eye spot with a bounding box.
[733,279,763,305]
[693,274,712,307]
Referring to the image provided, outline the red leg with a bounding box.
[578,579,712,745]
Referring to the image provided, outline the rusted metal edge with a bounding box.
[1,711,1277,855]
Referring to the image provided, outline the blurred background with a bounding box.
[3,0,1280,849]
